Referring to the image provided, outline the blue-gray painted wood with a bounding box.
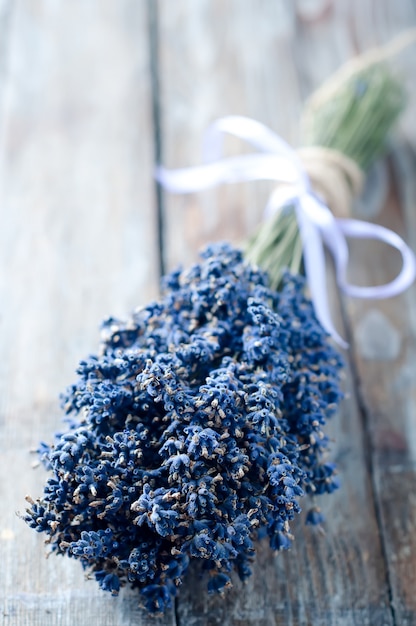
[1,1,416,624]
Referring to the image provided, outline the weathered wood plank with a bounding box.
[0,1,173,625]
[158,1,416,623]
[1,0,416,624]
[296,3,416,621]
[158,0,303,272]
[344,140,416,626]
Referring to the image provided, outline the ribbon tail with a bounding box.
[156,154,299,193]
[296,198,348,349]
[202,115,301,161]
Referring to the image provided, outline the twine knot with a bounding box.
[297,146,364,219]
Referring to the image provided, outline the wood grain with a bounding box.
[1,0,416,624]
[344,142,416,626]
[0,1,172,625]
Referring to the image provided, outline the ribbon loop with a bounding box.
[156,115,416,347]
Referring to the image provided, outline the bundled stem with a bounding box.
[245,57,406,290]
[302,63,404,170]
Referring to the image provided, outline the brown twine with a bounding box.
[297,146,364,218]
[297,28,416,218]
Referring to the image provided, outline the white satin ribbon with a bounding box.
[156,115,416,348]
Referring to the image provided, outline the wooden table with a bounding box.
[1,2,416,625]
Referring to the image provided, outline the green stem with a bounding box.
[244,61,406,285]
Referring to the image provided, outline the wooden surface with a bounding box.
[1,1,416,625]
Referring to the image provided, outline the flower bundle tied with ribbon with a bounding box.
[24,32,416,615]
[158,29,416,347]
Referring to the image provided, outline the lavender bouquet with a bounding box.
[24,46,413,615]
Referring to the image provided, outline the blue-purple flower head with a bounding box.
[24,243,343,614]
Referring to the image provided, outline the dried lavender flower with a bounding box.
[24,243,343,614]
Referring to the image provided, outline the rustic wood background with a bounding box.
[1,1,416,625]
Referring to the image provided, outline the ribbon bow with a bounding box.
[156,115,416,348]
